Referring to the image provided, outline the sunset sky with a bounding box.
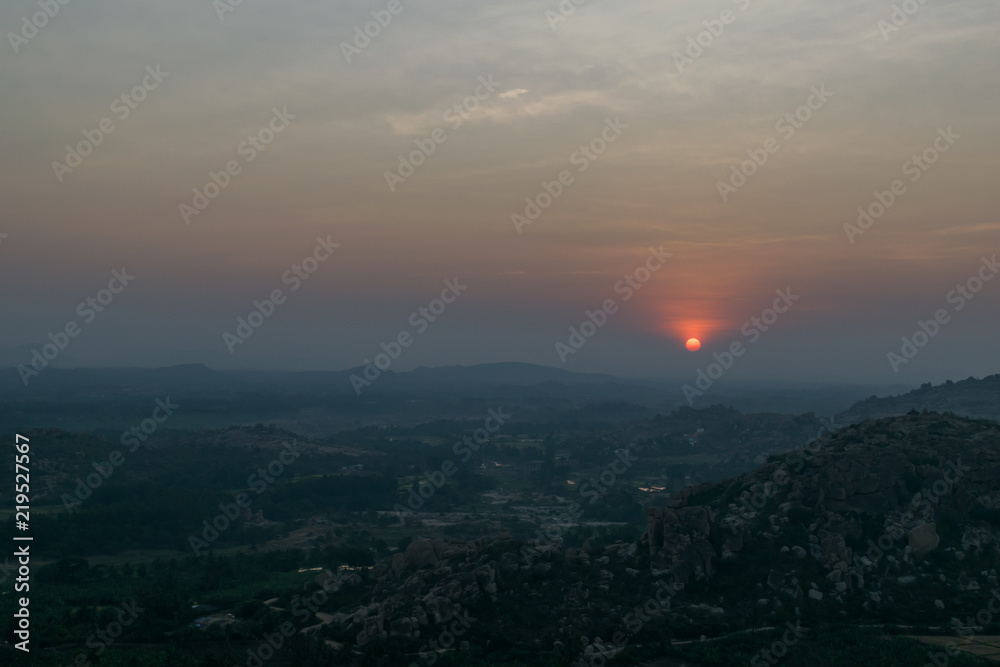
[2,0,998,383]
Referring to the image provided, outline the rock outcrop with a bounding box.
[641,413,1000,603]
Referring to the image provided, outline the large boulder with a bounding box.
[404,538,440,570]
[908,523,940,555]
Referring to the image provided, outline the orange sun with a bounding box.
[686,338,701,351]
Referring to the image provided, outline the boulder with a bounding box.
[404,538,439,570]
[908,523,940,555]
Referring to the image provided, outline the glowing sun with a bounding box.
[685,338,701,352]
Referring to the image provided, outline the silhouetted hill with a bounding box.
[0,362,618,396]
[837,374,1000,423]
[0,362,654,434]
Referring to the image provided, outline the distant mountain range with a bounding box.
[4,360,997,434]
[0,361,621,395]
[349,361,619,387]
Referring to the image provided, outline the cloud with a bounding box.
[499,88,528,99]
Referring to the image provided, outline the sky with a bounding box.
[1,0,998,385]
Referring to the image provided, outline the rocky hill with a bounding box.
[644,412,1000,627]
[837,374,1000,423]
[277,412,1000,664]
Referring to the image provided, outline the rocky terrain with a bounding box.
[644,412,1000,626]
[838,374,1000,423]
[274,412,1000,663]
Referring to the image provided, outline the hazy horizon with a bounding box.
[3,0,998,385]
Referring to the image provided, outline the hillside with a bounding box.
[191,412,1000,663]
[640,412,1000,637]
[838,374,1000,423]
[8,412,1000,665]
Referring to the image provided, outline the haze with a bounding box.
[2,0,998,384]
